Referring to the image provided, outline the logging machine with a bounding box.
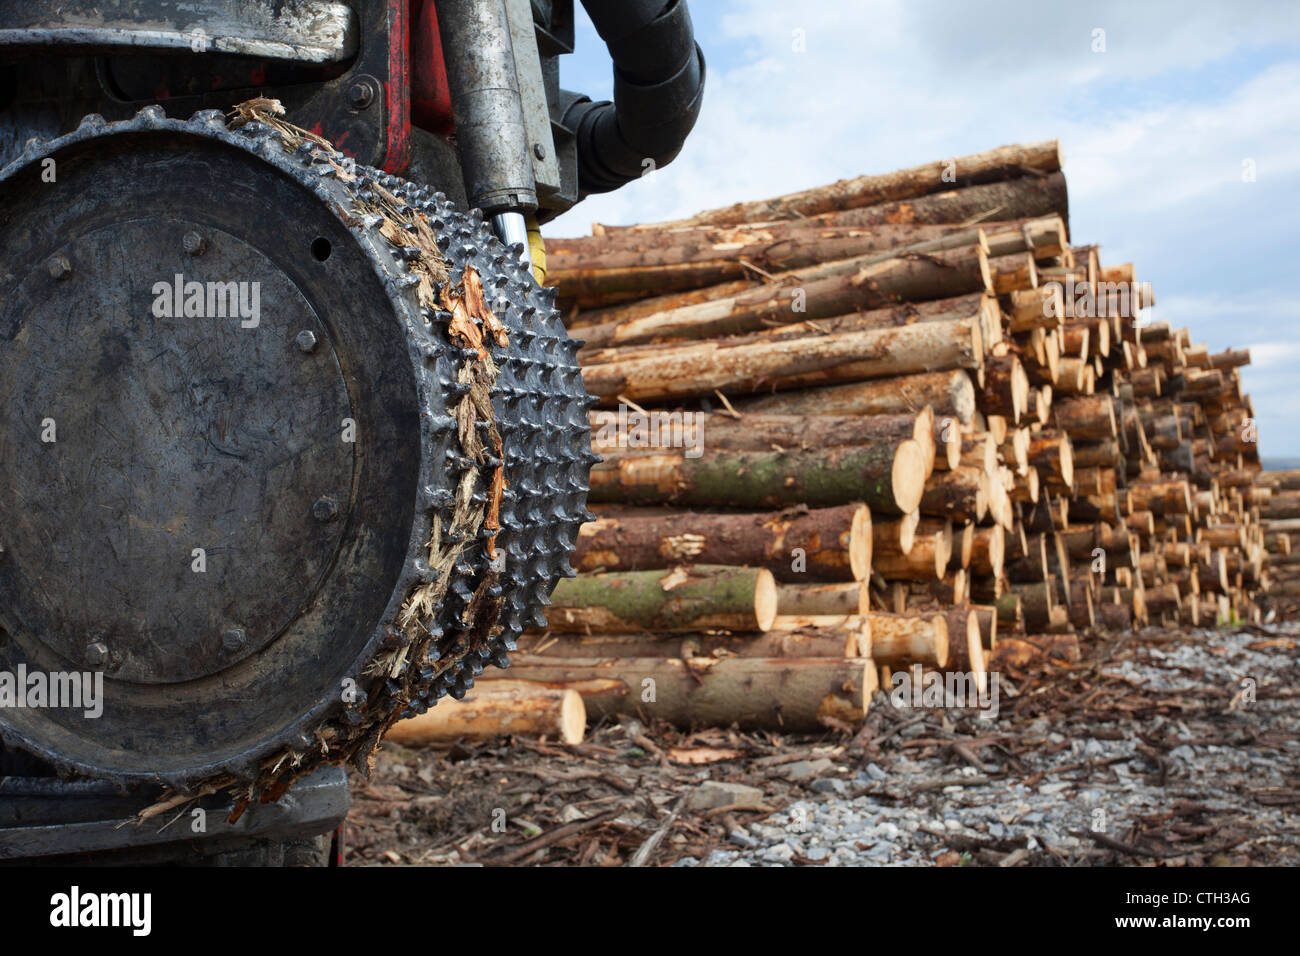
[0,0,703,864]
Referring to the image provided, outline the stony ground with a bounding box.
[343,624,1300,866]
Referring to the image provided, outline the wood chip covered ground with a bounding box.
[346,624,1299,867]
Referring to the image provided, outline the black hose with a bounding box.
[561,0,705,196]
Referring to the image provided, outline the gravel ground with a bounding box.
[345,624,1300,866]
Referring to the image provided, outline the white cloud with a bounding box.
[1243,342,1300,371]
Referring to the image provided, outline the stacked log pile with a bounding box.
[394,141,1274,742]
[1257,469,1300,613]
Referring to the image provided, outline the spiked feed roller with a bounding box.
[0,103,596,802]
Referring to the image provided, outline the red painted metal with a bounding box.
[382,0,412,173]
[410,0,456,137]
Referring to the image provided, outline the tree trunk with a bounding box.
[1006,532,1049,582]
[1020,578,1058,630]
[590,409,932,462]
[1029,433,1075,492]
[872,519,952,580]
[589,442,928,515]
[1065,581,1096,629]
[581,316,984,403]
[1072,439,1121,468]
[995,593,1024,628]
[919,466,988,522]
[1096,602,1133,631]
[1006,285,1064,333]
[1052,395,1117,440]
[570,277,756,330]
[790,171,1069,230]
[384,680,586,746]
[1053,357,1093,395]
[932,608,988,692]
[969,525,1006,577]
[1129,479,1192,516]
[988,252,1037,294]
[990,634,1080,667]
[623,140,1063,228]
[776,581,869,616]
[873,511,921,558]
[907,570,968,606]
[577,293,993,369]
[1197,550,1229,593]
[519,628,867,660]
[550,224,993,304]
[573,245,989,349]
[573,505,871,582]
[504,656,877,730]
[985,215,1068,259]
[978,353,1030,422]
[546,566,778,633]
[972,604,999,650]
[870,612,949,667]
[733,369,977,426]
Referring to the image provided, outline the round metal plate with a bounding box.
[0,122,423,780]
[1,219,353,683]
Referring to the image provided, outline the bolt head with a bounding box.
[221,627,247,653]
[85,641,109,666]
[296,329,318,353]
[347,79,376,110]
[47,255,71,279]
[313,496,339,522]
[533,143,546,160]
[182,231,207,256]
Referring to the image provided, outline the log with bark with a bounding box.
[870,612,949,667]
[573,505,872,582]
[590,409,933,459]
[519,626,869,660]
[990,634,1081,667]
[551,224,967,302]
[545,566,779,634]
[1053,394,1117,440]
[581,315,985,404]
[504,656,878,730]
[573,245,990,350]
[733,369,978,425]
[622,140,1064,229]
[384,680,586,746]
[939,607,988,692]
[874,511,921,558]
[919,466,988,522]
[588,443,928,515]
[776,581,870,616]
[873,519,953,580]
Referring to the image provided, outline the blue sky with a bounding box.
[546,1,1300,458]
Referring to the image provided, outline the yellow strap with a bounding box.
[526,213,546,285]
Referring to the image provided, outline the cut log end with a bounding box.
[755,568,779,631]
[850,504,874,581]
[892,439,929,513]
[932,613,950,669]
[962,609,988,694]
[557,690,588,744]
